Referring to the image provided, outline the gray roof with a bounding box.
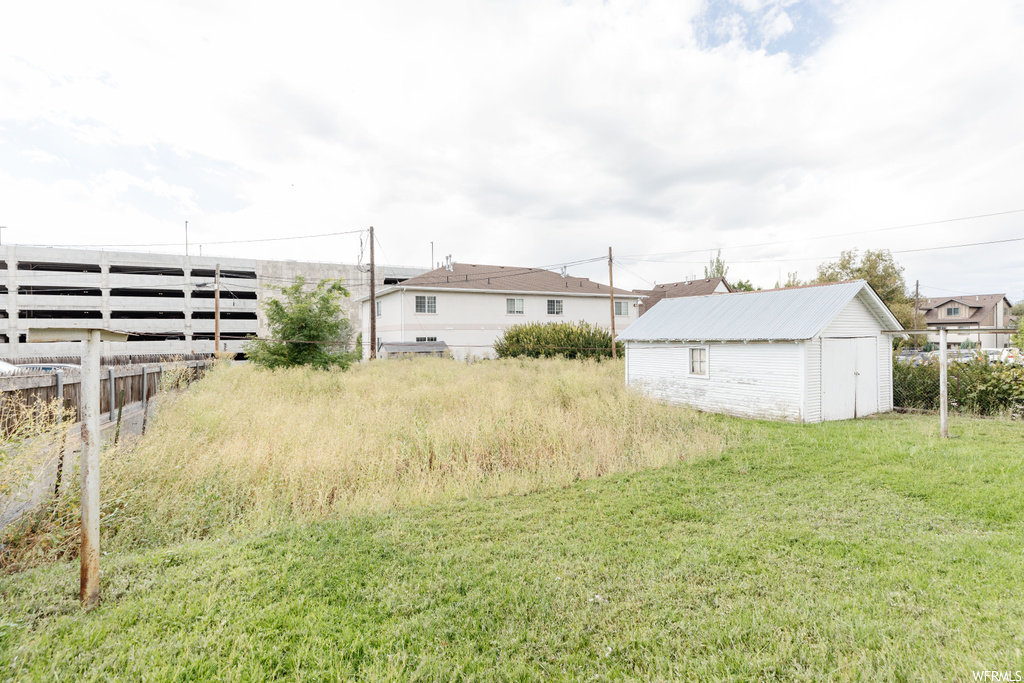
[617,280,902,342]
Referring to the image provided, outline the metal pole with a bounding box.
[608,247,617,359]
[214,263,221,352]
[108,367,115,422]
[369,226,376,360]
[939,328,948,438]
[81,330,101,608]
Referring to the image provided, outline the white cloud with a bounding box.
[0,0,1021,299]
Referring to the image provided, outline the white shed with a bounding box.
[618,280,903,423]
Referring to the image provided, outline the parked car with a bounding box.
[16,363,80,372]
[0,360,22,375]
[1000,348,1022,365]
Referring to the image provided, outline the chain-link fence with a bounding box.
[893,352,1024,419]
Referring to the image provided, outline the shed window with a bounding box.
[506,298,524,315]
[946,306,959,316]
[614,301,629,316]
[415,295,436,314]
[689,347,707,376]
[547,299,563,315]
[416,336,437,342]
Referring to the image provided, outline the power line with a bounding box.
[621,208,1024,260]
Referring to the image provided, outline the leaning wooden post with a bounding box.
[939,328,948,439]
[26,326,128,610]
[81,330,102,608]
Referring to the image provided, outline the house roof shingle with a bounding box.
[633,277,731,314]
[386,262,635,296]
[919,294,1010,326]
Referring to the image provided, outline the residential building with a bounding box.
[633,276,732,316]
[359,262,641,359]
[917,294,1015,348]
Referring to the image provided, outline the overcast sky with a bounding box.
[1,0,1022,301]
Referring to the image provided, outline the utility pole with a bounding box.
[369,226,376,360]
[184,220,189,256]
[214,263,221,352]
[608,247,617,359]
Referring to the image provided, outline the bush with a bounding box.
[494,321,623,360]
[894,354,1024,416]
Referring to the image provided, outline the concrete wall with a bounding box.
[363,286,641,360]
[2,246,425,359]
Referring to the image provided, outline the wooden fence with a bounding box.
[0,360,212,431]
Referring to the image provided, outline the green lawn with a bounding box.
[2,413,1023,680]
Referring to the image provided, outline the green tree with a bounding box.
[244,276,356,370]
[1011,300,1024,317]
[731,279,756,291]
[815,249,909,305]
[1013,317,1024,350]
[774,272,804,289]
[704,250,729,279]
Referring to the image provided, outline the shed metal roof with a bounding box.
[617,280,902,342]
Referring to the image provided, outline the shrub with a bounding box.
[894,353,1024,416]
[494,321,623,360]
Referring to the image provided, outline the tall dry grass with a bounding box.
[100,357,725,548]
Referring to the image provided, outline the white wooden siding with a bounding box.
[819,293,892,419]
[804,337,822,423]
[626,342,805,421]
[821,293,882,337]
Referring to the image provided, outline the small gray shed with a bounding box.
[617,280,903,423]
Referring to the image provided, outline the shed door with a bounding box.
[821,337,878,420]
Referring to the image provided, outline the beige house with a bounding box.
[918,294,1015,348]
[633,277,732,316]
[358,262,640,359]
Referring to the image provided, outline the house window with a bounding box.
[375,301,382,317]
[506,298,524,315]
[614,301,629,316]
[946,306,960,316]
[547,299,563,315]
[415,295,436,314]
[689,347,707,376]
[416,336,437,342]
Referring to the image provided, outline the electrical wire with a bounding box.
[620,208,1024,260]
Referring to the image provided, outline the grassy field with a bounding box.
[2,359,1023,680]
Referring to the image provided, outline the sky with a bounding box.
[1,0,1022,302]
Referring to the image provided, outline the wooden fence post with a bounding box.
[108,367,115,422]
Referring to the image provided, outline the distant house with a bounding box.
[633,277,732,316]
[618,280,903,423]
[358,263,641,360]
[917,294,1015,348]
